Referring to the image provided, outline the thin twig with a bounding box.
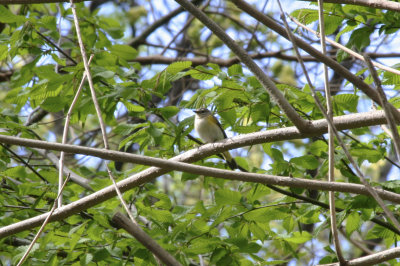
[304,0,400,12]
[233,0,400,234]
[316,0,345,263]
[112,212,181,266]
[1,144,48,183]
[34,29,77,65]
[175,0,311,132]
[70,0,135,221]
[58,54,94,207]
[363,54,400,162]
[289,15,400,76]
[128,0,203,47]
[70,3,177,264]
[277,0,345,262]
[160,0,211,55]
[232,0,400,123]
[16,174,70,266]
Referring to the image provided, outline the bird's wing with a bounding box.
[211,115,228,139]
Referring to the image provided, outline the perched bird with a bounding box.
[194,108,237,169]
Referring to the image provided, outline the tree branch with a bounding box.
[232,0,400,123]
[131,52,320,66]
[0,0,84,3]
[175,0,311,132]
[320,246,400,266]
[304,0,400,12]
[1,109,400,238]
[111,212,182,266]
[128,0,203,48]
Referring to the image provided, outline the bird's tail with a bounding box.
[222,151,238,170]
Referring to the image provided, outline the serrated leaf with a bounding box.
[290,155,319,170]
[187,66,217,80]
[290,9,319,25]
[0,6,26,23]
[110,44,138,60]
[323,15,343,36]
[346,212,360,236]
[144,207,173,224]
[122,100,145,112]
[215,189,241,205]
[166,61,192,74]
[228,64,243,76]
[347,27,373,50]
[333,94,359,112]
[350,148,382,163]
[309,140,328,156]
[285,231,312,244]
[157,106,179,119]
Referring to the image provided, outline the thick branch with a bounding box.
[304,0,400,12]
[35,149,92,190]
[111,212,182,266]
[321,246,400,266]
[232,0,400,123]
[0,109,399,238]
[0,0,84,3]
[132,52,320,66]
[175,0,311,132]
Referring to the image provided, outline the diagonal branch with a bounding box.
[2,111,400,239]
[232,0,400,123]
[128,0,203,48]
[112,212,182,266]
[304,0,400,12]
[319,246,400,266]
[175,0,311,132]
[289,15,400,76]
[316,0,345,262]
[364,54,400,162]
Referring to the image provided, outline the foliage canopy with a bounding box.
[1,0,400,265]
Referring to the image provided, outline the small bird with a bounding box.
[194,108,237,169]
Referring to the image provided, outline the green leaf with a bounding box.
[290,9,319,25]
[215,189,241,205]
[157,106,179,119]
[285,231,312,244]
[233,124,263,134]
[144,207,174,224]
[149,192,172,210]
[0,45,8,61]
[290,155,319,170]
[309,140,328,156]
[187,238,220,254]
[122,100,145,112]
[110,44,138,60]
[346,211,360,236]
[350,148,382,163]
[166,61,192,74]
[219,108,236,127]
[248,222,267,241]
[0,6,26,23]
[93,248,110,262]
[187,65,217,80]
[323,15,343,35]
[210,248,228,264]
[347,27,373,50]
[91,66,115,79]
[244,208,287,222]
[265,147,284,162]
[333,94,359,113]
[228,64,243,76]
